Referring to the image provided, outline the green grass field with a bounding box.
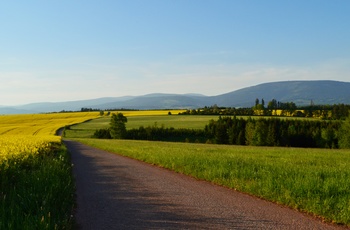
[64,112,319,139]
[64,115,221,138]
[70,138,350,226]
[63,113,350,226]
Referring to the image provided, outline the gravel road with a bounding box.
[64,140,345,230]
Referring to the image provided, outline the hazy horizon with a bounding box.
[1,1,349,106]
[1,79,349,107]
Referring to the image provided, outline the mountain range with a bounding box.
[1,80,350,114]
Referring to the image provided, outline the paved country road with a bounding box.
[64,140,346,230]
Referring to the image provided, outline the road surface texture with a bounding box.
[64,140,346,230]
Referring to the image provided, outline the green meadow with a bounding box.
[64,115,220,138]
[64,113,350,226]
[64,112,319,139]
[71,138,350,226]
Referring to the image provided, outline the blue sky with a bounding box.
[1,0,349,105]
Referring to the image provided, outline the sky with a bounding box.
[1,0,349,106]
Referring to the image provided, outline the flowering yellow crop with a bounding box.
[112,110,186,117]
[0,135,61,162]
[0,112,99,136]
[0,112,99,163]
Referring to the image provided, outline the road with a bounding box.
[64,140,345,230]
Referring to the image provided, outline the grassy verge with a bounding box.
[0,144,74,229]
[73,138,350,226]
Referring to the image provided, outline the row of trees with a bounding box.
[179,106,255,116]
[205,116,341,148]
[179,101,350,120]
[95,113,350,149]
[255,98,298,110]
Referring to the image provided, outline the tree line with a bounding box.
[204,116,341,148]
[179,100,350,120]
[94,113,350,149]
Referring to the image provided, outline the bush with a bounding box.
[93,128,112,139]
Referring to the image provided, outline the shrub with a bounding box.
[93,128,112,139]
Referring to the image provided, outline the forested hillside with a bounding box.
[209,80,350,107]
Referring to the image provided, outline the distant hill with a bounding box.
[1,80,349,114]
[209,80,350,107]
[94,94,209,110]
[16,97,136,112]
[0,107,37,114]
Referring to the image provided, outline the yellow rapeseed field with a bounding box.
[0,112,99,135]
[111,110,186,116]
[0,135,61,162]
[0,111,184,163]
[0,112,99,163]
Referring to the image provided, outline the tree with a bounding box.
[252,120,267,146]
[215,122,228,144]
[266,119,278,146]
[321,127,336,148]
[268,99,278,109]
[338,115,350,148]
[110,113,128,139]
[255,98,260,107]
[245,119,256,145]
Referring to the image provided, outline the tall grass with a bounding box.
[0,144,74,229]
[74,138,350,226]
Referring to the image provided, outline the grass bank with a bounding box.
[0,144,74,229]
[73,138,350,226]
